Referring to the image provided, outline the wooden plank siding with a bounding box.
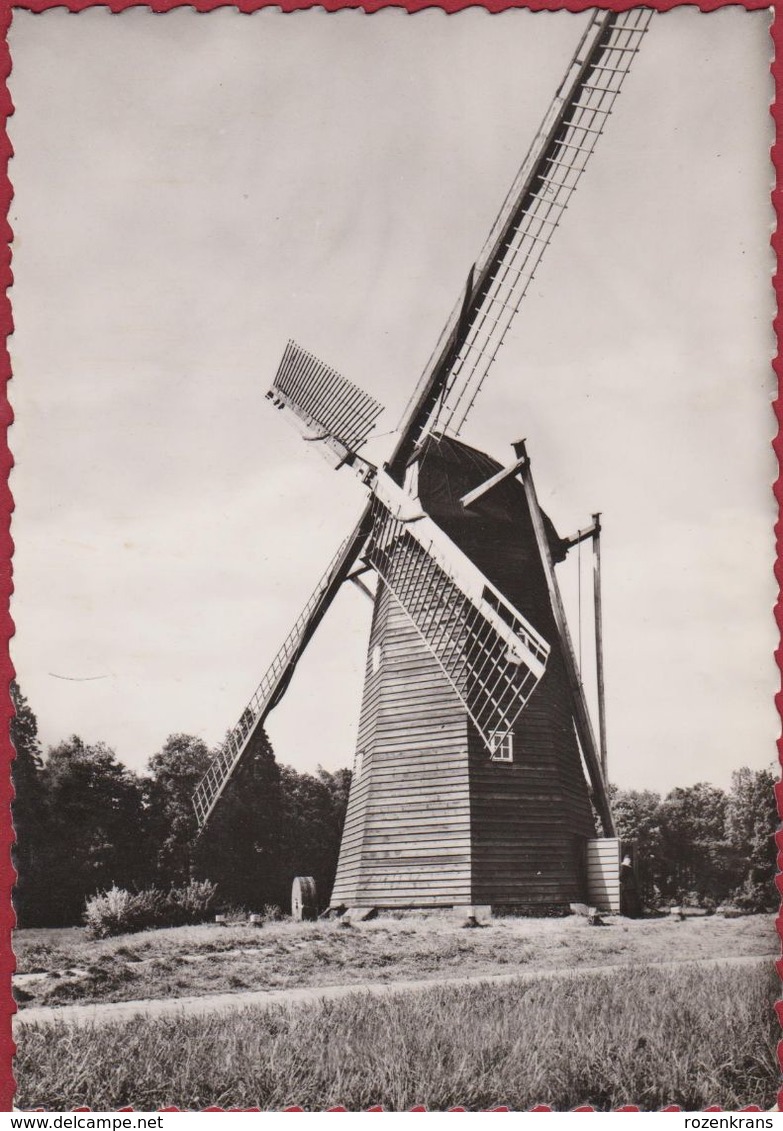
[330,434,601,910]
[469,646,596,906]
[330,582,473,907]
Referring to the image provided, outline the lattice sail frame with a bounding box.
[426,9,653,440]
[369,471,550,748]
[192,530,359,828]
[267,340,383,466]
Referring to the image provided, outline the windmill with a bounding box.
[193,9,652,916]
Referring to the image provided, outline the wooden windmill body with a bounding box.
[192,10,652,915]
[332,435,596,911]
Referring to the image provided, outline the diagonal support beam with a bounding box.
[563,520,599,549]
[460,454,529,510]
[348,571,375,603]
[560,513,609,782]
[591,512,608,784]
[514,440,615,837]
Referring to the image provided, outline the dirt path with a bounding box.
[14,953,774,1030]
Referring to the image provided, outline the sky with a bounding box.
[6,6,775,794]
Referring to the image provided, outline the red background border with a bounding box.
[0,0,777,1111]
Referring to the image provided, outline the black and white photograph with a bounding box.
[7,4,778,1110]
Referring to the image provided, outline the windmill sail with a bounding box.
[194,13,650,835]
[391,9,652,470]
[267,340,383,466]
[369,471,550,749]
[193,516,371,828]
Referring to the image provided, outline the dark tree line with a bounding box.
[610,771,778,912]
[10,680,779,926]
[11,682,350,927]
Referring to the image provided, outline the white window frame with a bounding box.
[489,730,513,763]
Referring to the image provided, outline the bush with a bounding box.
[84,881,218,939]
[679,890,702,909]
[729,876,776,914]
[84,886,158,939]
[216,905,252,925]
[262,903,285,923]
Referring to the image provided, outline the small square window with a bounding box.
[489,731,513,763]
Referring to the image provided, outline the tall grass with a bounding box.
[15,962,778,1111]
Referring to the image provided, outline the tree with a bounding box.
[275,764,352,910]
[10,681,47,926]
[146,733,213,886]
[147,722,351,913]
[657,782,732,904]
[319,765,352,816]
[41,736,150,924]
[316,765,351,896]
[725,765,778,911]
[609,786,663,905]
[193,724,284,910]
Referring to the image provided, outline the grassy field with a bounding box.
[14,961,778,1111]
[13,912,775,1011]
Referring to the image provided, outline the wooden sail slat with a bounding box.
[267,340,384,454]
[365,487,549,750]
